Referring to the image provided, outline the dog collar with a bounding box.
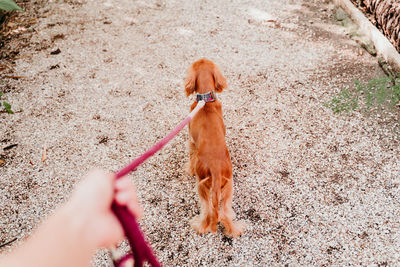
[196,91,216,103]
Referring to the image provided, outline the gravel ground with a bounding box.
[1,0,399,266]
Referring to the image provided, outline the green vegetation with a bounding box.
[0,0,21,11]
[326,75,400,114]
[0,1,22,115]
[0,92,14,114]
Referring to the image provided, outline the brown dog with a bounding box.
[184,59,244,237]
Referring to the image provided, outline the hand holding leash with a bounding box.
[112,101,205,267]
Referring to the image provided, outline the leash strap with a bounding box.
[112,101,205,267]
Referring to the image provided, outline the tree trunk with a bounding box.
[358,0,400,53]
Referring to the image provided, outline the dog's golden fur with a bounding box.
[184,59,244,237]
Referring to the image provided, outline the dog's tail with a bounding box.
[210,168,221,232]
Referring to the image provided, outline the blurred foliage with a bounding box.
[0,0,21,11]
[326,75,400,114]
[0,92,14,114]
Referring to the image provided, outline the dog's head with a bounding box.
[184,59,227,97]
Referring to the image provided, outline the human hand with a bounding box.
[0,169,143,267]
[65,169,143,250]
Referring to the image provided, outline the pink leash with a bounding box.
[112,101,205,267]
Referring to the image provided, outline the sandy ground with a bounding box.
[1,0,399,266]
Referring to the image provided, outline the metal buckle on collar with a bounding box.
[196,91,216,103]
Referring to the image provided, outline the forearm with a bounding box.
[0,203,95,267]
[0,170,138,267]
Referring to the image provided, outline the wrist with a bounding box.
[5,202,97,267]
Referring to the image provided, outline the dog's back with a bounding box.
[189,100,231,174]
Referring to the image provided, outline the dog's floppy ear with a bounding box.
[184,66,196,97]
[213,65,227,92]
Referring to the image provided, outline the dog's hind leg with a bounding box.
[190,177,212,234]
[220,178,245,237]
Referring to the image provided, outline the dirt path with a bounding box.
[1,0,399,266]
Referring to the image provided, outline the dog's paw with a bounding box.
[190,216,211,234]
[224,220,246,238]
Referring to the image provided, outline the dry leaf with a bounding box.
[2,75,26,79]
[42,145,47,163]
[11,27,28,35]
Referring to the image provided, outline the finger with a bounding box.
[127,201,143,221]
[115,191,143,220]
[114,190,136,205]
[114,176,143,219]
[115,178,140,204]
[114,176,132,190]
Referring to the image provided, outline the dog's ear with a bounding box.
[184,66,196,96]
[213,65,227,92]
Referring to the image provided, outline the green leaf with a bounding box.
[3,101,13,114]
[0,92,3,98]
[0,0,22,11]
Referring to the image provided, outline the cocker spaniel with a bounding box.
[184,59,244,237]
